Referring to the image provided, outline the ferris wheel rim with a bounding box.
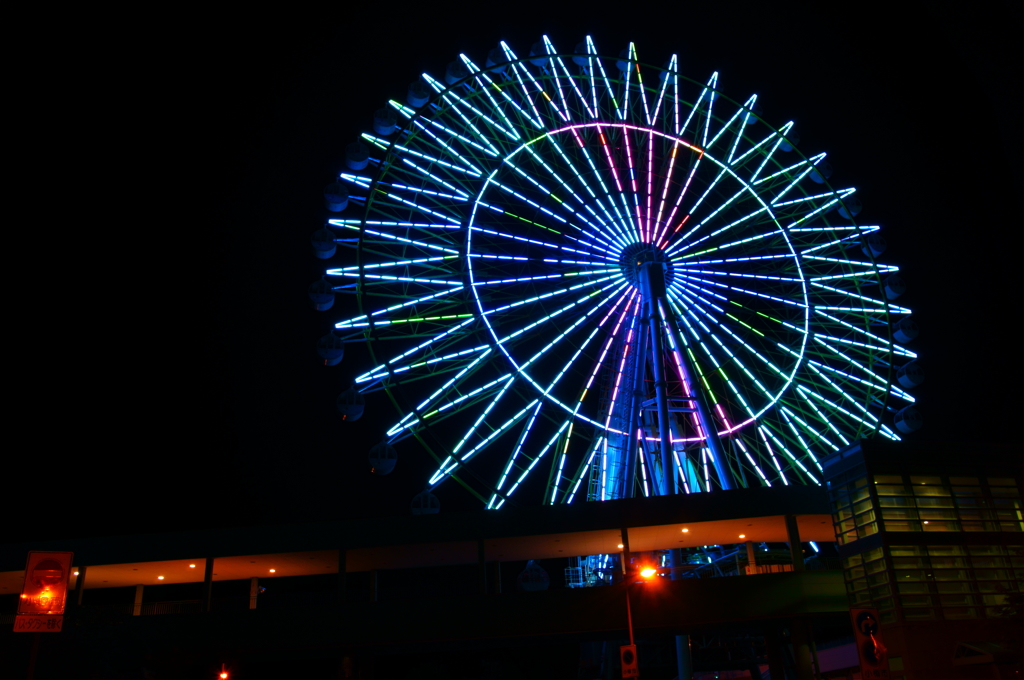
[320,36,916,504]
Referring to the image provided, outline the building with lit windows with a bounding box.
[821,440,1023,679]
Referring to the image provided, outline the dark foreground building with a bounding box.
[821,440,1023,679]
[2,441,1020,679]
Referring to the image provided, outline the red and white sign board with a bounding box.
[14,551,73,633]
[850,607,890,679]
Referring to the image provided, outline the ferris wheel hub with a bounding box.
[619,242,674,290]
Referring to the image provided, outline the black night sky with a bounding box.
[15,3,1018,544]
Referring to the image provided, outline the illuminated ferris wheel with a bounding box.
[310,36,921,509]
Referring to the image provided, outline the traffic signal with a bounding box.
[18,552,73,616]
[619,644,639,678]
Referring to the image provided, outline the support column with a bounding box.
[745,540,757,575]
[74,565,87,605]
[488,561,502,594]
[133,584,143,617]
[202,557,215,612]
[639,264,674,496]
[675,634,693,680]
[621,315,648,499]
[784,515,805,572]
[337,548,347,603]
[789,619,815,680]
[766,627,786,680]
[661,311,733,490]
[249,577,259,610]
[619,527,632,579]
[478,539,487,595]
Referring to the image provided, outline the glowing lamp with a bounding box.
[617,544,624,549]
[739,534,746,539]
[681,528,689,533]
[639,567,657,578]
[269,569,276,573]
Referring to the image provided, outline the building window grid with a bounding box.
[830,475,878,546]
[843,545,1024,623]
[836,474,1023,623]
[873,475,1023,534]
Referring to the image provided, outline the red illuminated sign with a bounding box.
[850,607,890,679]
[14,551,73,633]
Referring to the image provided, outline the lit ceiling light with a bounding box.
[923,521,929,524]
[73,571,79,576]
[681,528,689,533]
[157,576,165,580]
[639,568,657,578]
[269,569,276,573]
[189,564,196,568]
[617,544,624,549]
[739,534,746,539]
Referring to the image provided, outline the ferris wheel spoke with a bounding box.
[814,333,916,360]
[760,418,820,483]
[779,397,843,455]
[794,385,853,447]
[811,308,900,349]
[538,37,574,121]
[355,316,478,382]
[676,71,717,142]
[364,134,484,178]
[707,94,756,164]
[486,49,546,131]
[334,286,467,330]
[649,54,675,126]
[811,281,911,315]
[516,145,628,249]
[675,273,805,314]
[497,43,548,128]
[442,67,524,145]
[512,55,569,127]
[495,416,573,509]
[385,348,496,437]
[778,405,828,467]
[567,139,636,244]
[490,400,545,505]
[470,220,615,261]
[454,57,525,139]
[497,293,635,503]
[404,102,502,163]
[552,52,598,121]
[423,75,504,157]
[797,375,887,438]
[797,221,875,255]
[493,293,633,504]
[487,164,619,251]
[811,336,913,402]
[672,293,791,394]
[667,294,785,413]
[582,38,621,122]
[428,377,529,485]
[620,128,648,241]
